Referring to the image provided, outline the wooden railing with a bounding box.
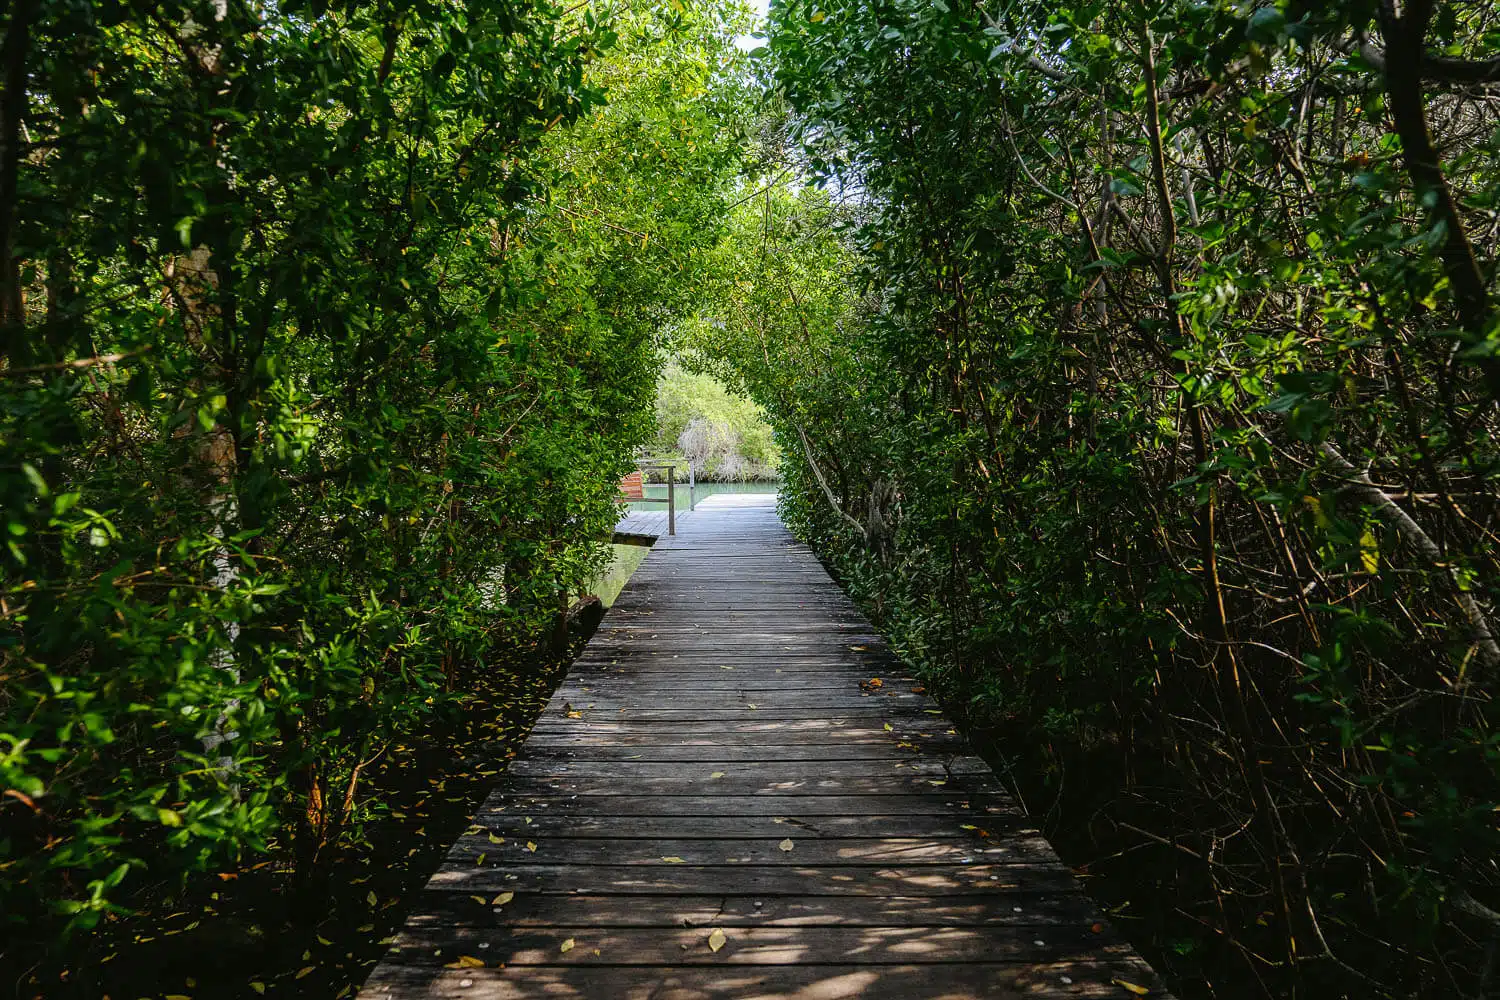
[619,461,697,536]
[631,462,680,535]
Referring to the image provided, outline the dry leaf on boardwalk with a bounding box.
[444,956,485,969]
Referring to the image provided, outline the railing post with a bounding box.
[667,464,676,535]
[688,463,695,511]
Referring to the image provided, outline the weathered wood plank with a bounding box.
[524,719,961,737]
[467,814,1026,839]
[382,923,1121,966]
[495,773,1004,798]
[402,892,1098,929]
[504,758,993,780]
[426,862,1087,895]
[362,961,1166,1000]
[518,745,951,762]
[442,835,1056,866]
[474,794,1011,818]
[527,709,952,724]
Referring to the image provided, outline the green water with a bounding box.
[628,480,780,514]
[587,543,651,607]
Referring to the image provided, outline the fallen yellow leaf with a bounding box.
[444,955,485,969]
[493,891,514,906]
[560,938,575,953]
[662,855,687,863]
[779,839,794,852]
[710,772,725,779]
[1113,979,1150,996]
[708,928,727,952]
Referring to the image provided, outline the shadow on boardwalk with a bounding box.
[361,495,1172,999]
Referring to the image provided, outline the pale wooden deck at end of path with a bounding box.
[613,505,679,543]
[361,494,1173,1000]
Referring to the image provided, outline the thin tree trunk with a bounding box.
[1377,2,1500,400]
[0,0,35,355]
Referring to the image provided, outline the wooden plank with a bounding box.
[403,892,1098,929]
[425,863,1085,895]
[518,734,963,749]
[575,656,899,666]
[526,708,952,723]
[494,781,1007,810]
[467,814,1027,839]
[544,692,929,707]
[518,745,951,762]
[552,682,920,696]
[536,707,931,719]
[362,961,1167,1000]
[524,720,962,737]
[504,758,994,779]
[443,835,1056,866]
[474,794,1010,817]
[364,494,1173,999]
[496,777,1007,799]
[382,923,1120,966]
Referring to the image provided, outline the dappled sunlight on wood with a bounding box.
[365,498,1169,997]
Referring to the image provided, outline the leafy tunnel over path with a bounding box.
[6,1,1500,999]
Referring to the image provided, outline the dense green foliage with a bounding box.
[686,1,1500,996]
[0,0,748,962]
[652,362,779,480]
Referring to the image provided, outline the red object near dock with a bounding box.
[618,470,644,500]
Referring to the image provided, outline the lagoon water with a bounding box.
[628,479,779,515]
[589,543,651,607]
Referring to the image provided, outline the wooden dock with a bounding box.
[362,494,1171,999]
[613,506,679,544]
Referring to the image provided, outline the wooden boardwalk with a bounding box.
[613,506,679,543]
[363,494,1171,999]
